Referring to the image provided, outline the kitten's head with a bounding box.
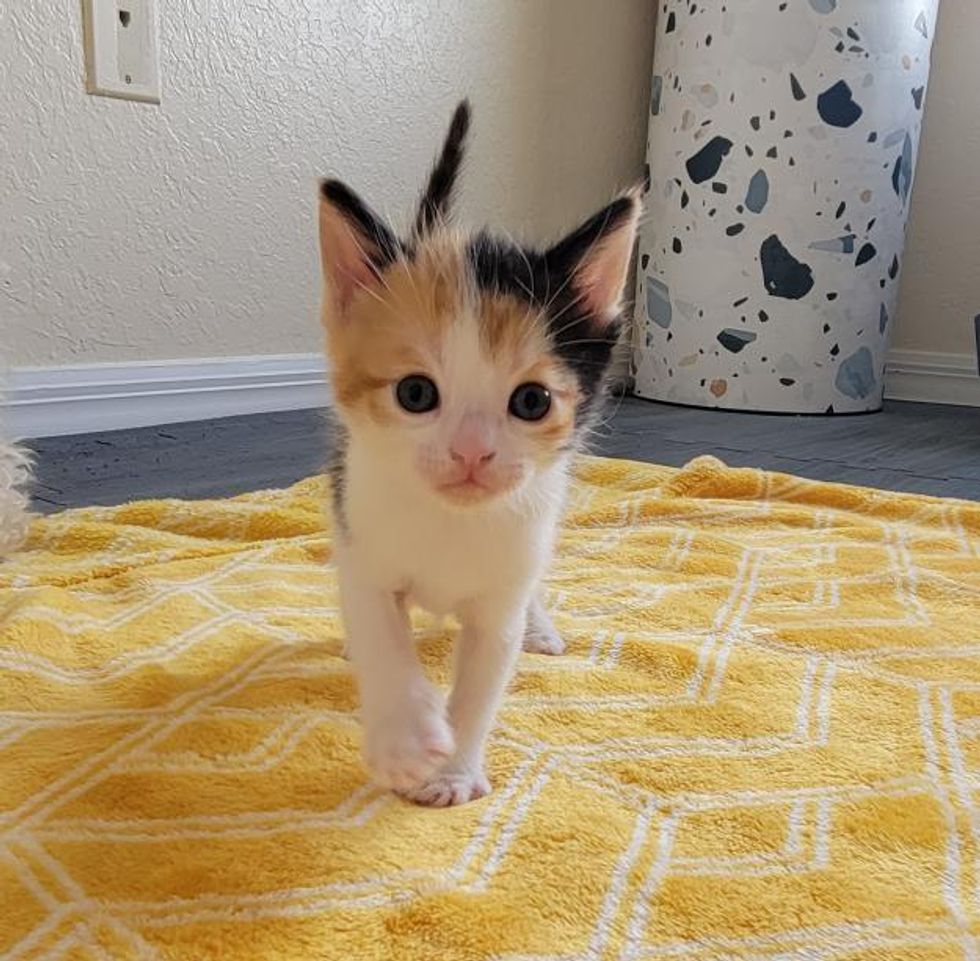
[318,100,640,509]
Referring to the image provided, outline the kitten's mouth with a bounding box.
[436,471,515,505]
[438,477,493,501]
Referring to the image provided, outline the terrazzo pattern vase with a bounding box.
[632,1,940,414]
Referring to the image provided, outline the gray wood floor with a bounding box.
[25,397,980,512]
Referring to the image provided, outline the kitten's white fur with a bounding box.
[337,312,568,807]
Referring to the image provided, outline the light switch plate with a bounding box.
[82,0,161,103]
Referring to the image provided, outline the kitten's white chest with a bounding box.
[341,461,566,616]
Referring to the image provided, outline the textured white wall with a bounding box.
[896,0,980,357]
[0,1,655,368]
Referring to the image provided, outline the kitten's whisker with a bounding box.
[506,228,537,304]
[513,277,536,301]
[345,227,395,299]
[546,292,592,341]
[351,277,390,308]
[399,245,427,313]
[546,338,619,350]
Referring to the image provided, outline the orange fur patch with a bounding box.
[322,235,465,412]
[479,293,540,361]
[476,295,581,448]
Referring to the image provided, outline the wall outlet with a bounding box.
[82,0,161,103]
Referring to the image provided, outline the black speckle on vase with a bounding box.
[817,80,863,128]
[718,329,758,354]
[855,243,877,266]
[685,137,734,185]
[760,235,815,300]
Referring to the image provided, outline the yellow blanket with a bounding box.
[1,455,979,960]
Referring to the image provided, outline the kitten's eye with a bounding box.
[395,375,440,414]
[508,382,552,422]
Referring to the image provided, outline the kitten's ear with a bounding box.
[318,179,400,313]
[545,189,643,325]
[413,99,471,238]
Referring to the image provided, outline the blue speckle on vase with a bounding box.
[891,133,914,201]
[810,235,857,254]
[646,278,673,329]
[835,347,877,399]
[884,129,906,149]
[745,170,770,214]
[651,75,663,116]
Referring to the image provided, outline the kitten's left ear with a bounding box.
[318,179,400,314]
[546,189,643,325]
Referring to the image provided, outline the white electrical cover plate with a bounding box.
[82,0,161,103]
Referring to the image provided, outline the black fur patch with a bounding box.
[325,411,349,532]
[467,197,634,414]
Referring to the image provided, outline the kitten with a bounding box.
[318,100,640,807]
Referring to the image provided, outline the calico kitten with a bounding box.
[318,100,640,807]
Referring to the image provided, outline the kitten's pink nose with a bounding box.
[449,420,496,471]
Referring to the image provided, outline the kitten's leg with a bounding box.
[403,594,526,807]
[339,565,454,792]
[523,593,565,655]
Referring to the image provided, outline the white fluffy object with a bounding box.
[0,439,31,557]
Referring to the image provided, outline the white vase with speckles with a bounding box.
[632,0,940,413]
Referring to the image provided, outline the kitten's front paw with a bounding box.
[363,686,454,792]
[523,619,565,656]
[401,766,491,808]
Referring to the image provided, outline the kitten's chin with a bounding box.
[431,472,524,509]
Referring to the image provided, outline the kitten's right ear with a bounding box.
[318,179,400,313]
[545,189,642,326]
